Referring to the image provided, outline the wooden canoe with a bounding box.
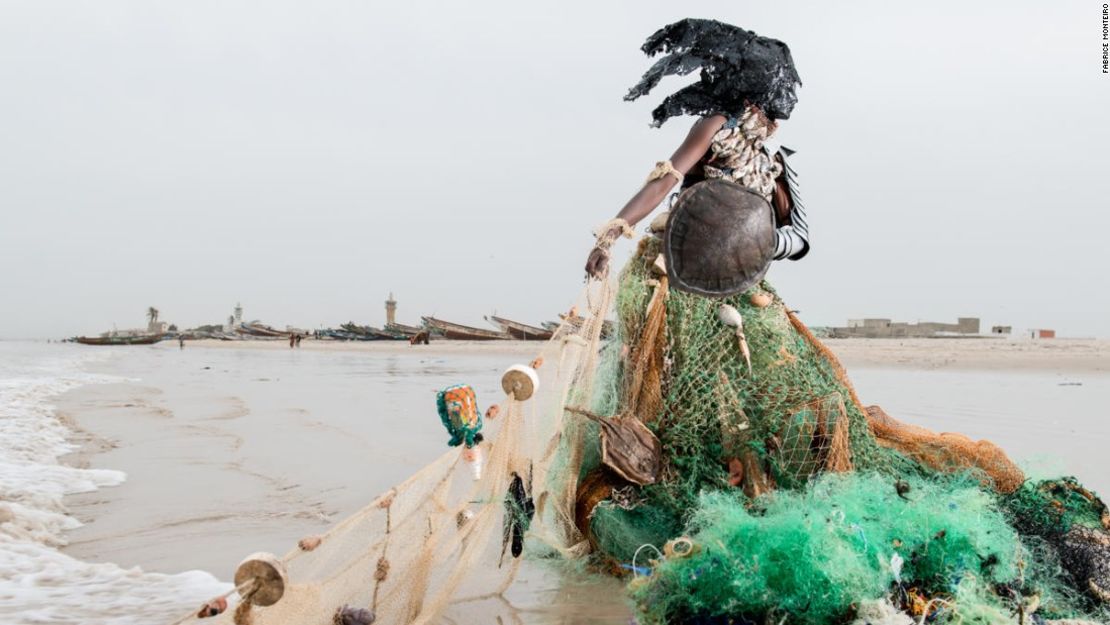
[422,317,509,341]
[383,322,427,338]
[485,315,553,341]
[76,333,166,346]
[339,323,408,340]
[237,322,292,338]
[554,314,616,339]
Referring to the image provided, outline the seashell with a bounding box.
[651,254,667,276]
[750,292,772,308]
[649,211,670,233]
[197,596,227,618]
[333,604,376,625]
[717,304,743,329]
[297,535,322,552]
[456,509,474,528]
[485,404,500,420]
[717,304,751,374]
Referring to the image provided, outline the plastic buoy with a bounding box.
[501,365,539,400]
[234,552,288,607]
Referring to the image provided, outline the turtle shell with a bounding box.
[664,179,776,297]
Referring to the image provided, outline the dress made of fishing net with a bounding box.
[572,18,1110,625]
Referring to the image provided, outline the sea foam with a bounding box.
[0,343,229,624]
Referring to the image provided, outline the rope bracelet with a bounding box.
[645,159,684,186]
[592,218,636,252]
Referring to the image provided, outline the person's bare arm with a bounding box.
[585,115,726,279]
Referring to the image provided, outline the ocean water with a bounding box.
[1,340,1108,624]
[0,341,227,625]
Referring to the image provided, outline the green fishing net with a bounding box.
[574,237,1110,625]
[629,473,1020,625]
[605,237,914,514]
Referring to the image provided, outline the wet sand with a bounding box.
[56,338,1110,623]
[160,336,1110,372]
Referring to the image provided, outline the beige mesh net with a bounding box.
[170,281,617,625]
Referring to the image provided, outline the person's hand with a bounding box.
[584,225,625,280]
[584,247,609,280]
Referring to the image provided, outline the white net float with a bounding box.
[234,552,288,607]
[501,364,539,400]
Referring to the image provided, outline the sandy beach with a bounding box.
[3,337,1107,624]
[825,337,1110,372]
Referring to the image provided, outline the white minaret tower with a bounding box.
[385,293,397,326]
[234,302,243,328]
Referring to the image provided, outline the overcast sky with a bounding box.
[1,1,1107,338]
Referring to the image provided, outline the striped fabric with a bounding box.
[772,147,809,261]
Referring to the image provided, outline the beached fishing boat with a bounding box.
[554,313,616,339]
[316,329,360,341]
[237,322,292,338]
[75,333,166,346]
[339,323,408,341]
[422,316,509,340]
[384,322,427,338]
[485,315,553,341]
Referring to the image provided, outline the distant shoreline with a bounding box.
[167,337,1110,374]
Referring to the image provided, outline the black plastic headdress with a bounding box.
[625,18,801,126]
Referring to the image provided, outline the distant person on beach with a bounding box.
[179,336,185,350]
[289,334,296,348]
[295,334,303,348]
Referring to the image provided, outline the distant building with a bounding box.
[386,293,397,326]
[225,303,244,332]
[828,317,981,338]
[1032,329,1056,339]
[991,325,1012,335]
